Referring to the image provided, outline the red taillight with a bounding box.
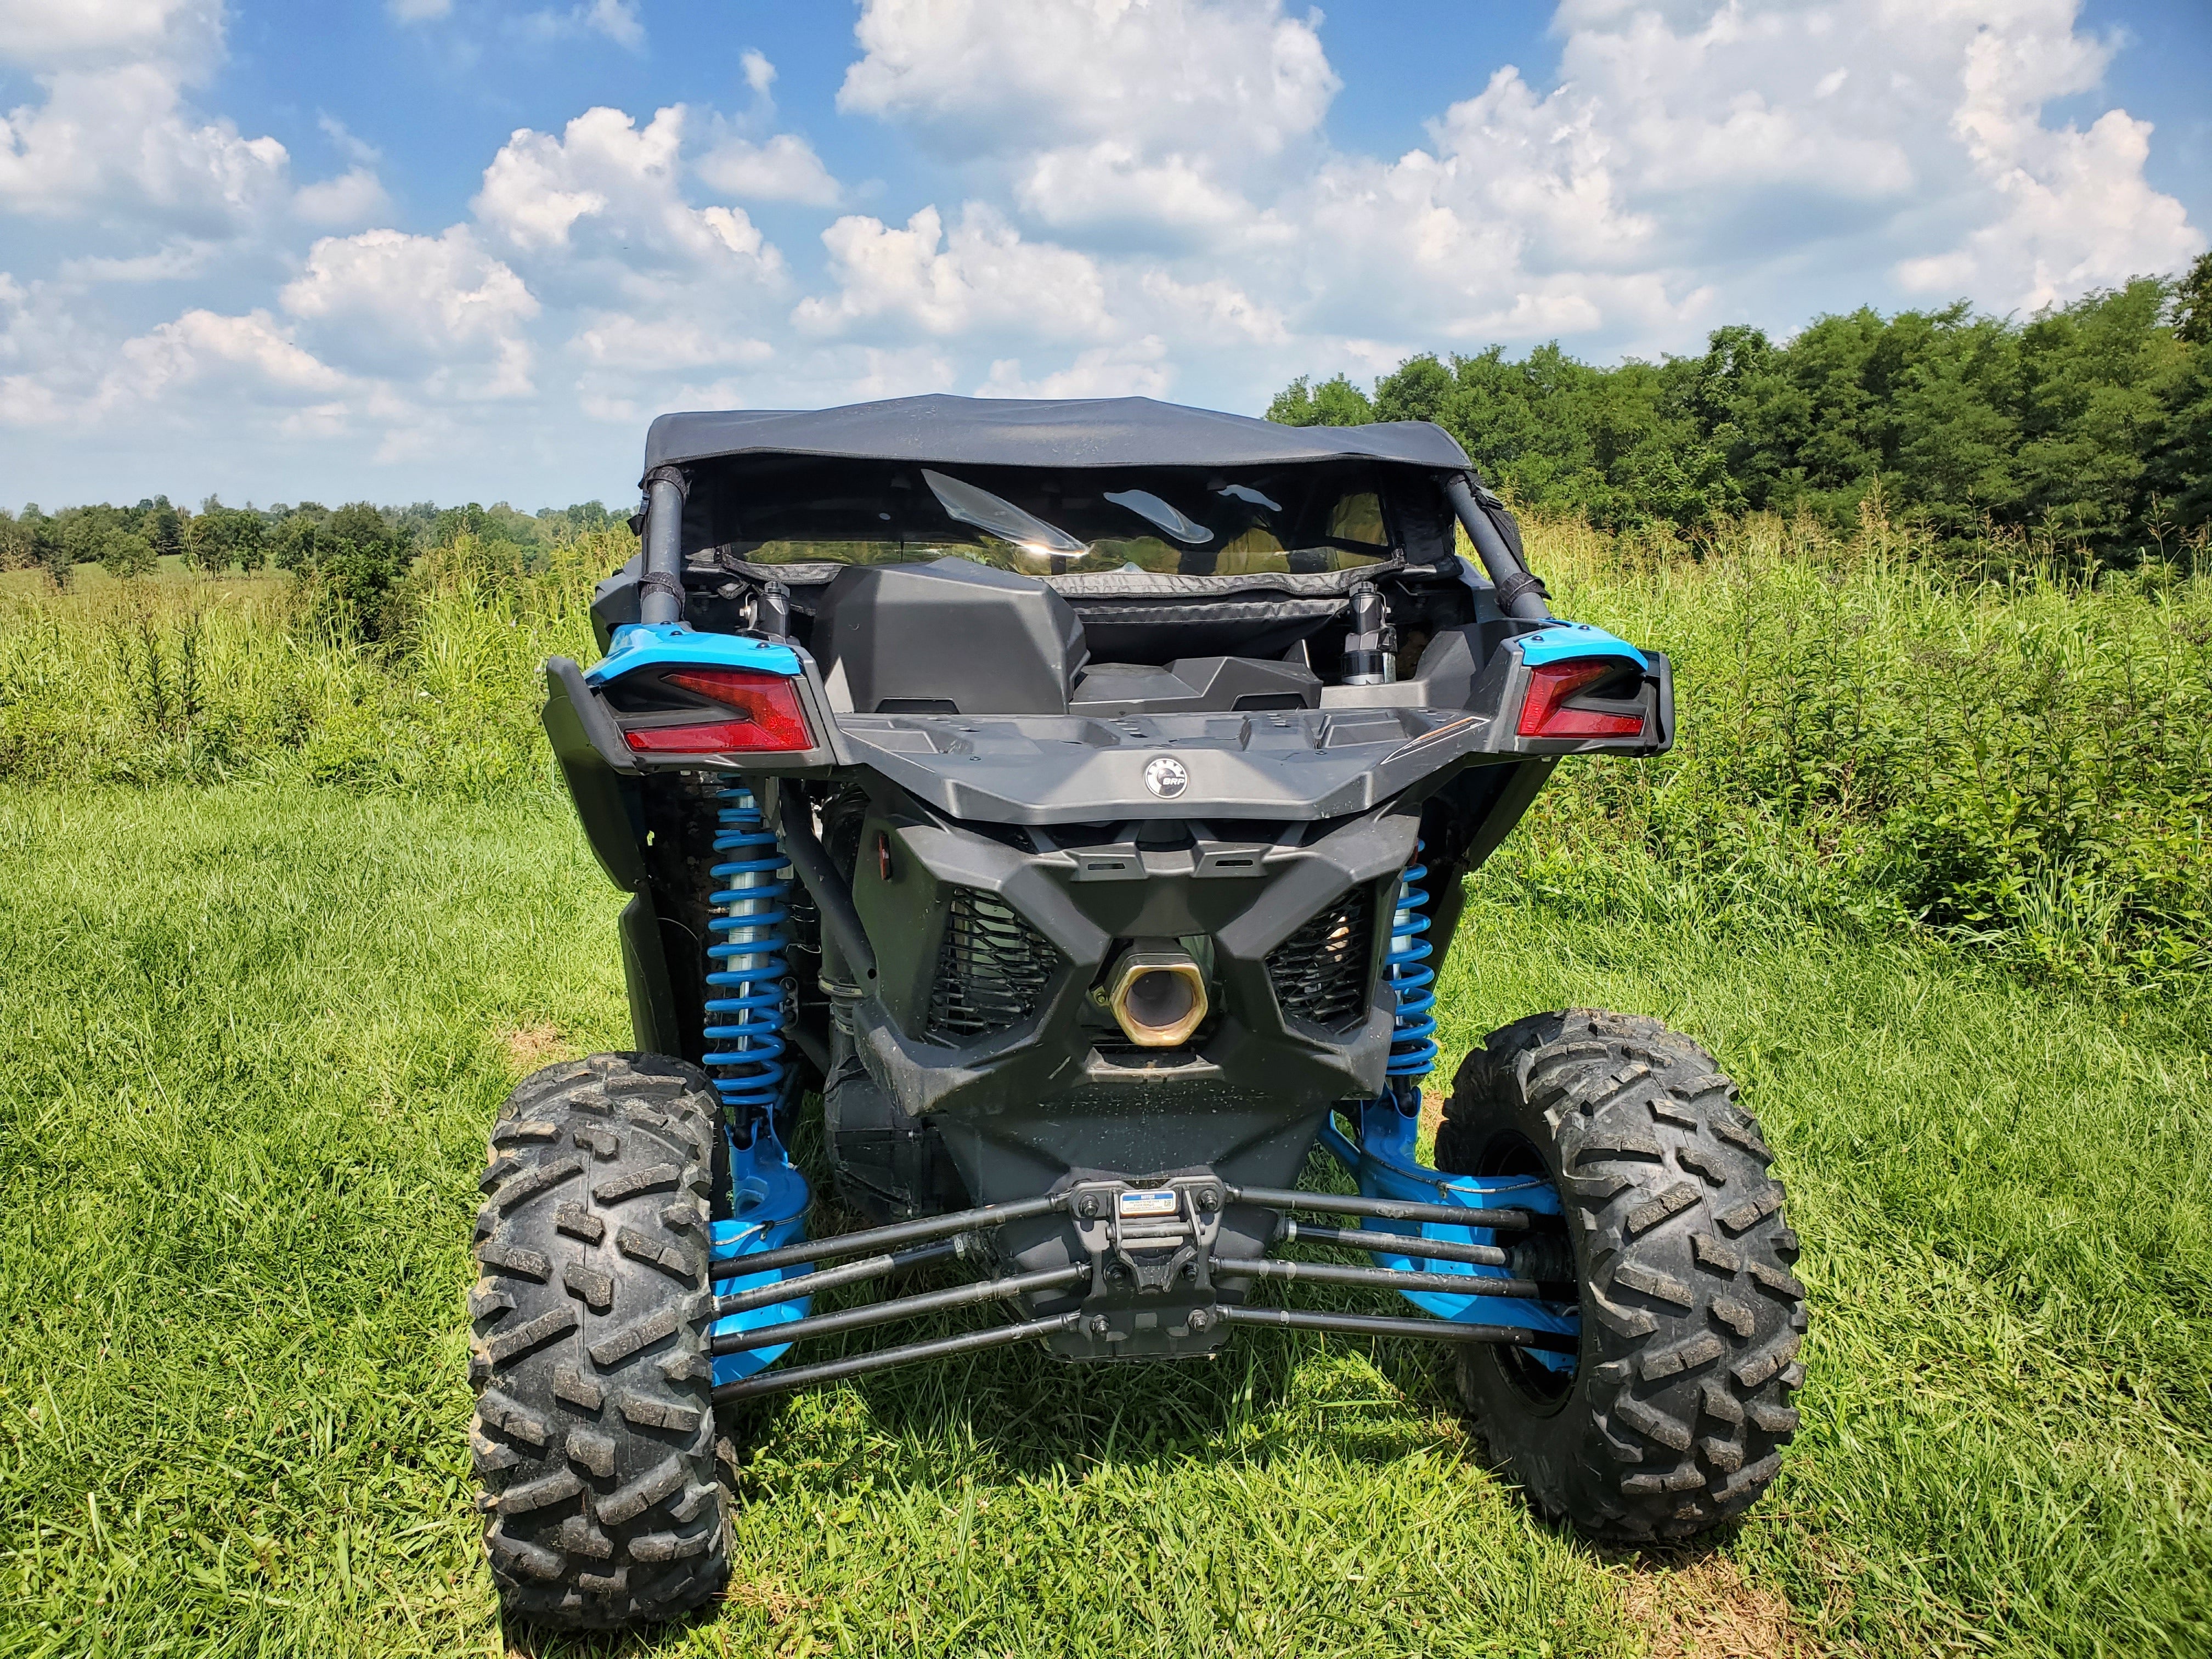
[1517,659,1645,740]
[623,668,812,753]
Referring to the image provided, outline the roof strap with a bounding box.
[1492,569,1549,611]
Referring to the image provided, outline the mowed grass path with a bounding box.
[0,787,2205,1657]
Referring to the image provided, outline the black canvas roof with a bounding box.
[643,393,1471,476]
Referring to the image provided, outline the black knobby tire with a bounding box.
[469,1053,730,1628]
[1437,1009,1806,1541]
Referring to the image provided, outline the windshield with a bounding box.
[682,456,1413,578]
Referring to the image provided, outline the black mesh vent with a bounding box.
[1267,887,1373,1028]
[926,887,1058,1044]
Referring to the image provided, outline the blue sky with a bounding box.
[2,0,2204,510]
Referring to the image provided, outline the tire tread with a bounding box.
[469,1052,730,1629]
[1440,1008,1804,1541]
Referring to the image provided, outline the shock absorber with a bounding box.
[1384,845,1438,1095]
[703,785,791,1142]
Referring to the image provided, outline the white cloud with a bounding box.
[1260,0,2197,355]
[1017,143,1252,240]
[837,0,1334,247]
[281,225,539,396]
[511,0,646,53]
[580,0,642,51]
[696,133,842,206]
[58,238,218,282]
[1137,272,1289,345]
[980,336,1172,399]
[123,306,348,399]
[0,0,2201,507]
[0,63,290,228]
[1893,9,2198,308]
[839,0,1336,162]
[0,303,349,430]
[474,105,786,283]
[0,0,221,66]
[318,114,381,167]
[795,202,1111,341]
[294,166,391,225]
[571,313,775,371]
[837,343,959,402]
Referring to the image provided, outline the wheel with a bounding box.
[469,1053,731,1629]
[1437,1009,1806,1541]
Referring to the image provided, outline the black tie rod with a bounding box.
[707,1192,1067,1281]
[1215,1305,1577,1353]
[1229,1185,1538,1231]
[713,1312,1085,1404]
[712,1237,960,1319]
[710,1263,1089,1357]
[1217,1257,1555,1299]
[1271,1218,1510,1267]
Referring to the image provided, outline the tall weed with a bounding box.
[3,515,2205,1002]
[0,528,611,797]
[1509,507,2212,1001]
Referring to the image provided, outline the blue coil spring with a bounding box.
[1385,845,1438,1079]
[703,786,791,1136]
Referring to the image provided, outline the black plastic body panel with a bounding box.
[814,557,1088,715]
[544,656,647,890]
[837,795,1417,1206]
[618,892,688,1058]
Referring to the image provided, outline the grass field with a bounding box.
[2,786,2206,1657]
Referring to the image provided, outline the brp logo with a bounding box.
[1143,755,1189,799]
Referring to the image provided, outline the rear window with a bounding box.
[686,459,1413,578]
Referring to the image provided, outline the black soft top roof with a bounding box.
[644,393,1471,476]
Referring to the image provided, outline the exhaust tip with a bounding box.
[1107,950,1209,1048]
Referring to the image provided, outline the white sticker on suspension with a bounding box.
[1118,1190,1178,1219]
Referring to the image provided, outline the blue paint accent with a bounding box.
[1385,849,1437,1079]
[586,622,802,686]
[703,787,791,1121]
[696,779,810,1385]
[1321,1102,1579,1374]
[708,1124,813,1386]
[1513,622,1649,672]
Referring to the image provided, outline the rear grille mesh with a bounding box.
[1267,887,1373,1028]
[926,887,1058,1043]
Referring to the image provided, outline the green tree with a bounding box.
[98,528,157,578]
[1267,374,1375,426]
[144,498,185,561]
[0,509,31,572]
[2143,253,2212,537]
[1271,260,2208,556]
[308,501,410,642]
[272,509,323,573]
[24,508,70,589]
[184,501,228,572]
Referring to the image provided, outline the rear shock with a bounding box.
[1384,845,1438,1104]
[704,785,791,1142]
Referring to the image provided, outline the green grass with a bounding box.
[1,786,2206,1656]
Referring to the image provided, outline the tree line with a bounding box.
[1271,255,2212,561]
[0,496,622,635]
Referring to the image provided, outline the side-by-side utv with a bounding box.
[467,396,1806,1628]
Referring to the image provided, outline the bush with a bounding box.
[1499,506,2212,1003]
